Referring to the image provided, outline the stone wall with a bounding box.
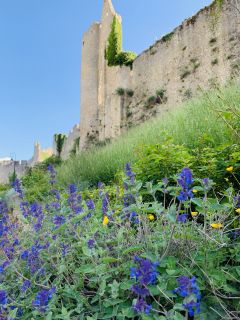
[0,160,28,184]
[79,0,240,149]
[61,124,81,160]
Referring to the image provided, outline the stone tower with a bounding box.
[80,0,121,149]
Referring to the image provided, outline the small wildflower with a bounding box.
[87,239,95,249]
[226,166,233,172]
[192,189,198,193]
[191,211,198,217]
[147,214,155,221]
[210,223,223,229]
[0,290,7,305]
[177,213,188,223]
[173,276,201,317]
[32,287,56,312]
[235,208,240,214]
[103,216,109,225]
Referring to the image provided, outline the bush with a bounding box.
[115,51,137,67]
[126,89,134,97]
[146,95,156,107]
[116,87,125,96]
[21,167,51,203]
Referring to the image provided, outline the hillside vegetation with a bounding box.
[1,82,240,319]
[58,82,240,187]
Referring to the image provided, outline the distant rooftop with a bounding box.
[0,157,12,163]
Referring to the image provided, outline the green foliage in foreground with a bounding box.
[22,156,62,203]
[57,83,240,187]
[2,165,240,319]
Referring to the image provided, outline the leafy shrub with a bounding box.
[0,183,10,192]
[115,51,136,67]
[126,89,134,97]
[116,87,125,96]
[146,95,156,107]
[162,31,174,42]
[105,16,136,68]
[156,88,167,103]
[134,141,193,184]
[21,167,51,203]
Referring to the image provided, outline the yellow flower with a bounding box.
[147,214,155,221]
[191,211,198,217]
[192,189,198,193]
[103,216,109,225]
[210,223,223,229]
[226,166,233,172]
[235,208,240,214]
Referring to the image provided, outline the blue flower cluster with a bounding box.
[173,276,201,317]
[12,178,24,199]
[177,168,194,201]
[125,163,136,184]
[32,287,56,312]
[130,256,159,314]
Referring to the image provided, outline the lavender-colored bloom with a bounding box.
[162,177,169,185]
[20,201,29,217]
[125,163,136,184]
[47,165,56,185]
[131,284,149,297]
[60,243,70,257]
[12,178,24,199]
[0,291,7,305]
[102,193,109,215]
[177,213,188,223]
[86,199,95,210]
[123,194,135,207]
[51,189,61,201]
[131,257,159,286]
[177,168,194,201]
[202,178,210,190]
[173,276,201,317]
[67,184,83,215]
[133,298,152,314]
[21,250,29,260]
[32,287,56,312]
[21,280,31,292]
[53,215,66,227]
[87,239,95,249]
[130,257,159,315]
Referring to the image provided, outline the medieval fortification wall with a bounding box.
[1,0,239,182]
[0,160,28,184]
[79,0,240,150]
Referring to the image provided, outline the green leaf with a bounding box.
[75,264,94,274]
[122,245,144,255]
[102,257,119,263]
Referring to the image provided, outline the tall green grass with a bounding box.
[57,82,240,187]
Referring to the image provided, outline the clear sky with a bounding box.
[0,0,212,160]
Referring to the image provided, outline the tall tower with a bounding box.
[79,0,121,149]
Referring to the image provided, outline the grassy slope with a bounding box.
[57,82,240,187]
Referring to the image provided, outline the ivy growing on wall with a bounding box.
[54,134,67,158]
[105,15,137,68]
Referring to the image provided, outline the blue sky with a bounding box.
[0,0,212,160]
